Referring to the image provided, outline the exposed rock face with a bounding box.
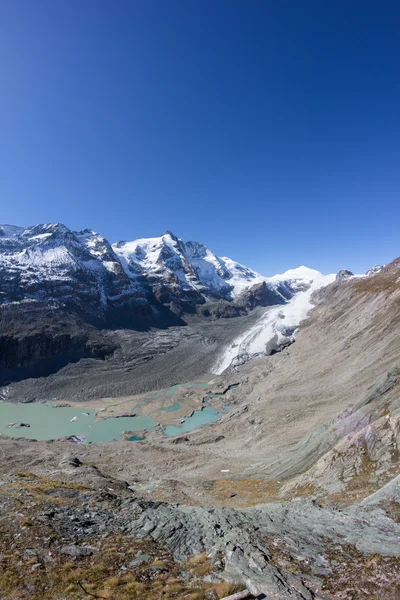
[278,367,400,495]
[263,330,295,355]
[0,328,117,386]
[336,269,354,280]
[128,493,400,598]
[0,223,320,324]
[1,255,400,596]
[234,280,293,310]
[237,260,400,488]
[61,544,94,557]
[1,446,399,599]
[59,453,83,469]
[0,301,118,385]
[113,230,302,314]
[366,264,384,276]
[0,223,149,323]
[197,301,247,319]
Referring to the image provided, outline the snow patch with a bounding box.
[270,266,322,282]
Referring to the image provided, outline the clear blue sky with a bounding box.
[1,1,399,276]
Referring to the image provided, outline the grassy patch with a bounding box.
[206,478,282,507]
[4,475,89,503]
[0,540,246,599]
[354,274,400,295]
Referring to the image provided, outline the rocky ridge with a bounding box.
[0,223,308,323]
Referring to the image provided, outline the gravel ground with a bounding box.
[3,307,270,403]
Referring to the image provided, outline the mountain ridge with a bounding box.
[0,222,326,323]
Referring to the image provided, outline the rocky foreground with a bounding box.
[1,450,399,600]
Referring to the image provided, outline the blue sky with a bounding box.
[0,1,399,276]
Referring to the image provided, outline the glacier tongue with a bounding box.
[212,272,336,374]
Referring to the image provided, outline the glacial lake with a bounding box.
[164,405,232,437]
[0,402,156,443]
[0,382,232,443]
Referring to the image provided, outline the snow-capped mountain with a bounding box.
[114,231,262,297]
[0,223,148,323]
[113,230,296,306]
[0,223,329,327]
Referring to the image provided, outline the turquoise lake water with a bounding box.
[0,402,155,443]
[164,406,221,436]
[0,382,233,443]
[164,405,232,437]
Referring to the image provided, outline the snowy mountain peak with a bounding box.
[112,233,265,299]
[0,223,144,322]
[22,222,71,238]
[184,240,209,259]
[366,264,384,277]
[162,230,180,242]
[271,266,322,282]
[111,233,330,313]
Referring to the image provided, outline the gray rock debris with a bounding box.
[129,553,152,568]
[60,544,95,557]
[360,473,400,506]
[127,487,400,598]
[59,453,83,469]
